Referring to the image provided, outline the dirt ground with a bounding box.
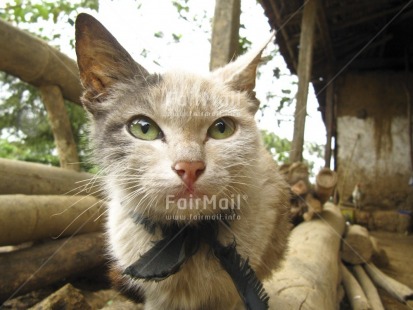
[368,231,413,310]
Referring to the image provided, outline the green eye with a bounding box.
[128,116,163,140]
[207,117,236,139]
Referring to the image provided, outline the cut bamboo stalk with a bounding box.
[341,263,371,310]
[364,262,413,304]
[352,265,384,310]
[315,167,337,204]
[0,195,105,246]
[40,85,80,171]
[0,158,99,196]
[265,203,345,309]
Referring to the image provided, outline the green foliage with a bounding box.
[172,33,182,43]
[0,0,97,170]
[261,130,291,163]
[0,138,60,165]
[239,33,252,55]
[0,72,89,168]
[172,0,190,21]
[0,0,98,24]
[261,130,324,176]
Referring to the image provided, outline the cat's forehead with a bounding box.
[151,71,249,119]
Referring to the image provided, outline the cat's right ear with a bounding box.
[75,13,149,112]
[211,33,274,114]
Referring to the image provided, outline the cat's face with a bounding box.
[75,14,269,220]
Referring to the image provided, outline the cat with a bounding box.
[75,13,290,310]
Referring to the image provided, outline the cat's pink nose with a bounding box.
[173,161,205,189]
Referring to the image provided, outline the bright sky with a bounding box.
[2,0,326,169]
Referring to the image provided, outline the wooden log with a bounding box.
[341,224,373,265]
[341,263,371,310]
[0,195,105,246]
[264,203,346,309]
[0,18,82,105]
[364,262,413,304]
[40,85,80,171]
[352,265,384,310]
[0,158,98,196]
[30,283,91,310]
[369,236,389,268]
[0,233,105,302]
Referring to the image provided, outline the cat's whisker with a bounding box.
[94,208,109,222]
[53,198,106,239]
[51,194,101,217]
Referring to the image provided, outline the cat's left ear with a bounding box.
[212,33,274,114]
[75,13,149,111]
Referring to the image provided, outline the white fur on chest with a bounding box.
[105,177,284,310]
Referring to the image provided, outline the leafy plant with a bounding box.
[0,0,98,170]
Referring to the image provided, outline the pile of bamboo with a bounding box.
[0,158,106,302]
[340,224,413,309]
[277,162,413,309]
[280,162,337,224]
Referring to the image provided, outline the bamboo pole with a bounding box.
[290,0,317,162]
[0,195,104,246]
[364,262,413,304]
[0,158,98,196]
[352,265,384,310]
[0,19,82,105]
[341,263,371,310]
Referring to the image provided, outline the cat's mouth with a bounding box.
[173,188,206,200]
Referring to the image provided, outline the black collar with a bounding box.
[124,216,269,310]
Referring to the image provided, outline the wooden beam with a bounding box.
[314,0,334,166]
[210,0,240,70]
[290,0,317,162]
[0,19,82,105]
[333,5,407,31]
[40,85,80,171]
[266,1,298,71]
[324,71,334,168]
[340,57,411,70]
[315,0,334,63]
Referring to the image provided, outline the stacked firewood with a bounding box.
[340,224,413,309]
[279,163,413,309]
[280,162,337,225]
[0,158,106,303]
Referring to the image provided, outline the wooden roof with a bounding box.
[260,0,413,117]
